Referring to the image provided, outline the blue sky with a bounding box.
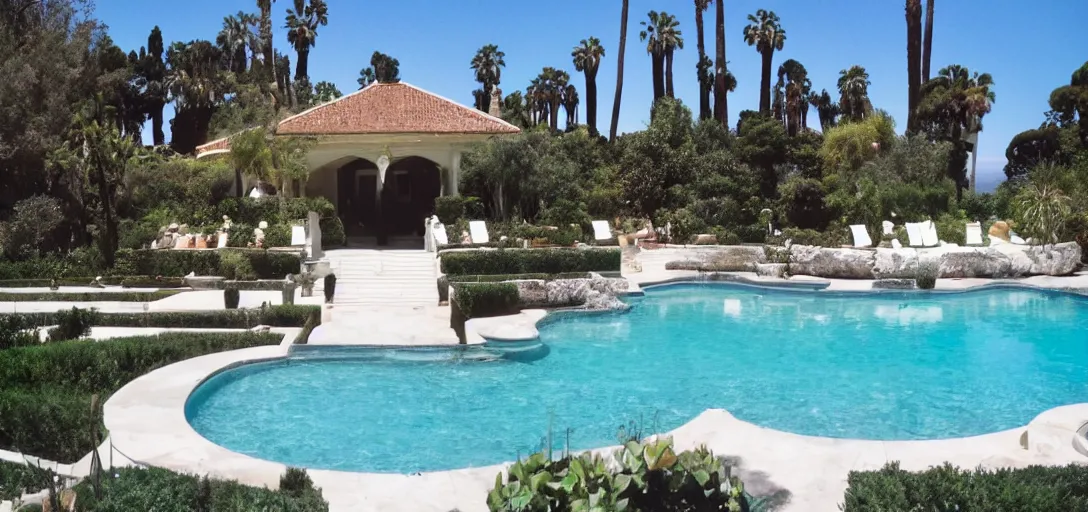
[97,0,1087,192]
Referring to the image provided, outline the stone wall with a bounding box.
[514,275,630,310]
[664,243,1082,280]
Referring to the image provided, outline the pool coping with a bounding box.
[103,278,1088,512]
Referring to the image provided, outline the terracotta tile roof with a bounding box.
[194,136,232,157]
[276,82,521,135]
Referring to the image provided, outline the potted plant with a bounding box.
[295,272,318,297]
[224,287,240,309]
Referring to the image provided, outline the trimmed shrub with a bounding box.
[440,248,621,276]
[452,283,520,319]
[46,307,97,342]
[0,315,38,350]
[915,259,939,289]
[113,248,299,279]
[0,276,186,289]
[842,462,1088,511]
[434,196,467,224]
[447,272,591,283]
[0,305,319,330]
[0,253,104,281]
[72,466,328,511]
[0,290,181,302]
[224,288,240,309]
[264,223,294,248]
[0,331,283,462]
[0,459,39,501]
[319,216,346,247]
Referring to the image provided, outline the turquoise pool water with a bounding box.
[185,283,1088,473]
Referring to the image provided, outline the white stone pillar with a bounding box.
[450,151,462,196]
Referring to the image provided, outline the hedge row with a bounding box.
[73,466,328,511]
[447,272,591,283]
[449,283,520,343]
[842,462,1088,511]
[1,305,320,330]
[0,275,187,288]
[114,248,300,279]
[440,248,621,276]
[0,331,284,462]
[0,290,182,302]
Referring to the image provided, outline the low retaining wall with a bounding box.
[666,242,1082,280]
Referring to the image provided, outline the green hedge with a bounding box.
[1,305,320,330]
[449,283,520,344]
[73,466,328,511]
[0,331,283,462]
[0,290,182,302]
[447,272,591,283]
[114,248,300,279]
[440,248,621,276]
[0,276,187,288]
[842,462,1088,511]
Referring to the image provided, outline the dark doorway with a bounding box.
[384,157,442,236]
[357,174,377,230]
[334,158,378,236]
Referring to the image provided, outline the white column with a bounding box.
[450,151,462,196]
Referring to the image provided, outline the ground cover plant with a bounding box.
[0,331,283,462]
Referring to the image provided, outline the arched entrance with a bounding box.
[332,158,379,236]
[382,156,442,237]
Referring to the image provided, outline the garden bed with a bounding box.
[0,331,285,463]
[1,305,320,330]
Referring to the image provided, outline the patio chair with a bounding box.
[849,224,873,248]
[904,222,926,247]
[965,222,984,246]
[468,220,490,244]
[920,220,940,247]
[882,220,895,235]
[591,220,613,241]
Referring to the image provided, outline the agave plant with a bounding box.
[1017,182,1071,246]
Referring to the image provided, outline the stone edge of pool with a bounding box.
[103,278,1088,512]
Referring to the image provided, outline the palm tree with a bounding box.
[285,0,329,80]
[369,51,400,83]
[166,40,226,154]
[562,84,579,130]
[743,9,786,114]
[809,89,839,131]
[777,59,809,135]
[217,14,249,74]
[695,0,712,120]
[713,0,727,127]
[837,65,872,122]
[610,0,629,141]
[640,11,666,103]
[257,0,277,83]
[357,67,375,89]
[657,12,683,99]
[906,0,922,133]
[572,37,605,136]
[917,65,996,197]
[471,44,506,113]
[539,67,570,132]
[922,0,934,82]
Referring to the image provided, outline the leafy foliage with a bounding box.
[842,462,1088,511]
[440,249,621,276]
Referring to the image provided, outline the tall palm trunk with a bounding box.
[713,0,727,128]
[759,50,773,113]
[906,0,922,133]
[549,96,560,132]
[296,49,309,80]
[151,105,164,146]
[610,0,629,141]
[586,70,599,136]
[922,0,934,82]
[695,2,710,119]
[665,49,675,98]
[651,51,665,103]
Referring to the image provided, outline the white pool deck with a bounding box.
[15,248,1088,511]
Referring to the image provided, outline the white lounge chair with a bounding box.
[849,225,873,248]
[965,222,984,246]
[920,220,940,247]
[433,222,449,246]
[468,220,489,244]
[591,220,613,241]
[290,225,306,246]
[904,222,926,247]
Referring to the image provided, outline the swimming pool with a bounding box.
[185,283,1088,473]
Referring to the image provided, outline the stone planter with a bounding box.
[755,263,788,278]
[301,284,314,297]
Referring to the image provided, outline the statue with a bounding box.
[252,221,268,248]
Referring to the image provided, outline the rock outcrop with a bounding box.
[788,245,876,279]
[663,246,766,271]
[515,276,629,310]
